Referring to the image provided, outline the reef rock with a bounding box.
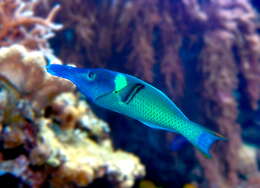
[0,45,145,188]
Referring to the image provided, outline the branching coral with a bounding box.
[0,45,145,188]
[0,0,62,51]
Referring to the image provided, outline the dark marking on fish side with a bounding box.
[122,84,145,104]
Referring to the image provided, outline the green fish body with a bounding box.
[47,64,225,157]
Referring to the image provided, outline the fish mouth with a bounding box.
[93,90,113,101]
[94,90,118,102]
[46,64,65,77]
[46,64,77,80]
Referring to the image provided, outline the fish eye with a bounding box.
[87,71,96,80]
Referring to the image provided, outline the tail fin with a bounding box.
[182,123,227,158]
[196,130,226,158]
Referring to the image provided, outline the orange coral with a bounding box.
[0,0,62,51]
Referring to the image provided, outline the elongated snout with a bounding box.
[46,64,80,79]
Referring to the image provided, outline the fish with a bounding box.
[46,64,226,157]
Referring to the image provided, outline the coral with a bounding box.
[36,118,144,188]
[237,144,258,175]
[185,1,260,187]
[0,45,145,187]
[0,45,74,109]
[0,155,45,187]
[138,180,157,188]
[0,0,62,51]
[43,0,185,97]
[49,92,110,138]
[41,0,260,187]
[183,184,197,188]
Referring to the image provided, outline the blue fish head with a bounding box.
[46,64,117,101]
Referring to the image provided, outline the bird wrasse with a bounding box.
[46,64,226,157]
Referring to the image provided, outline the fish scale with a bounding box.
[95,82,202,144]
